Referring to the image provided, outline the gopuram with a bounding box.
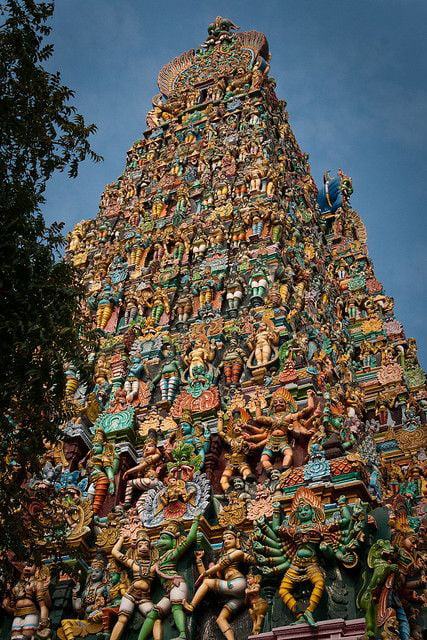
[3,17,426,640]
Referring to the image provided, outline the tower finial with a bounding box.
[205,17,240,47]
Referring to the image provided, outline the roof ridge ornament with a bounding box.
[203,16,240,49]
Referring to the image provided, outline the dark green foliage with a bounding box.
[0,0,101,559]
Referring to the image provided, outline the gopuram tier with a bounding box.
[4,17,426,640]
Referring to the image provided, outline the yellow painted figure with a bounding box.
[254,488,360,627]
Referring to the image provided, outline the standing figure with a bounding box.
[150,289,170,324]
[221,339,247,387]
[86,429,118,518]
[175,286,193,325]
[217,410,254,492]
[124,354,148,403]
[193,268,223,311]
[225,273,245,315]
[184,337,216,381]
[88,279,122,331]
[184,528,255,640]
[109,531,160,640]
[247,321,279,369]
[137,516,201,640]
[245,574,269,635]
[3,564,51,640]
[249,266,270,305]
[150,343,183,405]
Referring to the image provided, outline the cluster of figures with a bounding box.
[2,16,426,640]
[4,483,426,640]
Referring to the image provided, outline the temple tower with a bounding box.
[10,18,425,640]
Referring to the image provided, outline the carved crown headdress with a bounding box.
[289,487,325,525]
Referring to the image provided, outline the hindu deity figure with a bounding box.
[225,272,245,315]
[220,338,247,387]
[184,336,216,381]
[109,530,160,640]
[270,207,287,244]
[150,343,183,405]
[191,232,208,261]
[247,320,279,370]
[254,488,361,627]
[175,184,191,216]
[88,279,122,331]
[122,430,162,511]
[184,527,255,640]
[245,574,269,635]
[243,388,317,471]
[225,66,253,98]
[137,516,201,640]
[124,353,149,403]
[123,292,139,327]
[251,57,270,90]
[192,267,223,311]
[150,288,170,325]
[166,411,211,467]
[356,539,404,640]
[248,264,270,305]
[58,556,108,640]
[85,429,118,519]
[151,193,168,219]
[66,219,90,253]
[175,286,193,325]
[217,409,255,492]
[229,217,246,249]
[2,564,51,640]
[97,559,129,639]
[125,232,145,268]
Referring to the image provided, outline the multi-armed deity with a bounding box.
[3,15,425,640]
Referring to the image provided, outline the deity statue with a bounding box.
[220,338,247,386]
[192,267,223,311]
[184,336,216,381]
[217,409,255,492]
[254,488,363,626]
[243,388,318,471]
[137,516,201,640]
[2,564,51,640]
[88,279,122,331]
[122,430,162,511]
[94,559,128,639]
[58,556,108,640]
[150,288,170,324]
[175,286,193,325]
[184,527,255,640]
[245,573,269,635]
[85,429,119,519]
[150,343,183,406]
[225,273,245,315]
[124,354,149,403]
[109,530,160,640]
[166,411,210,466]
[247,320,279,370]
[248,265,270,305]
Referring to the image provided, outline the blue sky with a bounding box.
[43,0,427,367]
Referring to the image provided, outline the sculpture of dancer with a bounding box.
[184,527,255,640]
